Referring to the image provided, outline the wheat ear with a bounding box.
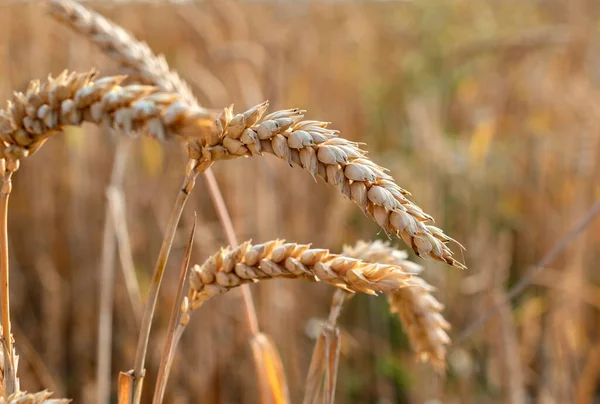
[0,70,213,170]
[180,239,418,325]
[186,103,466,269]
[343,240,450,370]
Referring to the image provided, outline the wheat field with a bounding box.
[0,0,599,403]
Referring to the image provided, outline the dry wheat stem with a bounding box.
[132,163,198,397]
[180,239,419,326]
[0,170,14,396]
[153,215,196,404]
[97,138,134,404]
[343,240,450,369]
[0,332,19,399]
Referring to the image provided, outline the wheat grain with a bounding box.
[180,239,419,326]
[343,240,450,370]
[0,70,213,172]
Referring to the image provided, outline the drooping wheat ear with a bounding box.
[48,0,465,269]
[1,391,70,404]
[0,71,214,173]
[187,102,466,268]
[343,240,450,370]
[49,0,198,106]
[180,239,420,326]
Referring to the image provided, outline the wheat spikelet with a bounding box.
[1,391,69,404]
[180,239,418,326]
[49,0,199,106]
[343,240,450,370]
[0,70,213,171]
[188,103,466,268]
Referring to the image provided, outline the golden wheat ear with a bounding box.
[0,71,214,166]
[343,240,450,370]
[189,103,467,269]
[180,239,450,369]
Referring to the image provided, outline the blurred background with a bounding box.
[1,0,600,402]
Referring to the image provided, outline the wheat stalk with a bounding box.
[343,240,450,370]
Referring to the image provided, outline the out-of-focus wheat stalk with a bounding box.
[97,137,142,404]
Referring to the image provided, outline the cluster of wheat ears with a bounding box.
[0,1,465,403]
